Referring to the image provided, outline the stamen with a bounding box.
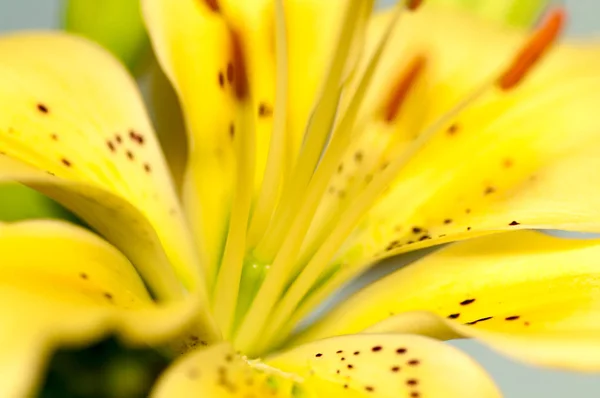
[294,10,420,268]
[235,3,405,354]
[247,0,289,247]
[253,74,502,353]
[212,31,255,337]
[237,0,562,353]
[498,8,565,90]
[252,0,371,262]
[384,56,426,122]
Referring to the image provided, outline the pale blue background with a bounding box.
[0,0,599,397]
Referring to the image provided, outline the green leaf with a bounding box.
[0,184,76,222]
[63,0,150,73]
[426,0,550,27]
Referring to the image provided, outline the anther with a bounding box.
[384,56,426,122]
[407,0,424,11]
[497,8,565,90]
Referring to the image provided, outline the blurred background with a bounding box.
[0,0,599,397]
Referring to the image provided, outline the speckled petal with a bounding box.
[143,0,351,286]
[143,0,237,282]
[296,231,600,371]
[148,62,188,192]
[0,33,204,300]
[266,334,501,397]
[339,5,600,263]
[151,342,309,398]
[0,220,201,397]
[296,6,600,327]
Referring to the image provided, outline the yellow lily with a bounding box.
[2,0,600,396]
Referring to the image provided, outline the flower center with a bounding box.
[208,1,564,357]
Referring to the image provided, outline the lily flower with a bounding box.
[2,0,600,396]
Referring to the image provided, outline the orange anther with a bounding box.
[498,8,565,90]
[384,56,426,122]
[407,0,424,11]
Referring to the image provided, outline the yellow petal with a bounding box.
[0,33,204,300]
[275,6,600,338]
[148,60,188,192]
[143,0,237,282]
[143,0,352,285]
[0,220,200,397]
[152,334,500,398]
[340,5,600,263]
[297,231,600,371]
[267,334,501,397]
[151,342,308,398]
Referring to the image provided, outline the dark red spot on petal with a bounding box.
[258,102,273,117]
[447,123,459,135]
[460,298,475,306]
[37,103,49,114]
[229,31,249,100]
[465,316,493,325]
[129,130,145,145]
[203,0,220,12]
